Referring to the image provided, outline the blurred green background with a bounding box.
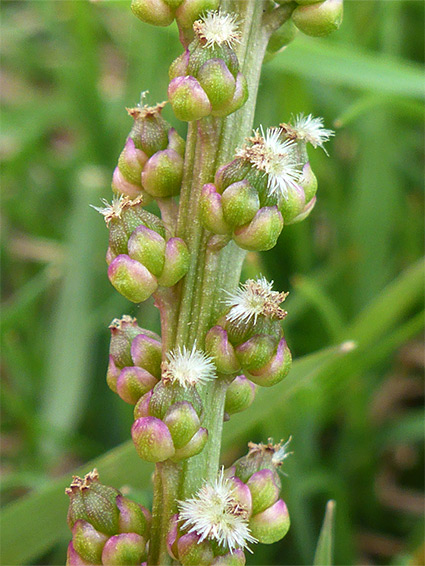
[1,1,424,565]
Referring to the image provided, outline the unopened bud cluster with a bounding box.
[66,470,151,565]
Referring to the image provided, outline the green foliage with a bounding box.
[1,1,423,565]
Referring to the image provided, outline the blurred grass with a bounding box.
[1,1,424,565]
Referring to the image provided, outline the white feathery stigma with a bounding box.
[91,195,125,224]
[162,344,216,388]
[271,436,293,468]
[224,276,288,326]
[178,469,257,553]
[194,10,241,49]
[237,127,301,199]
[290,113,334,153]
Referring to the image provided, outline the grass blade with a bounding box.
[314,500,336,566]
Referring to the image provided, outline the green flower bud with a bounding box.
[205,325,240,374]
[200,184,231,235]
[224,375,256,416]
[168,76,212,121]
[116,366,158,405]
[221,181,260,227]
[249,499,290,544]
[128,225,166,277]
[232,439,291,484]
[112,138,149,200]
[247,337,292,387]
[132,416,176,462]
[171,426,208,462]
[163,401,201,449]
[131,0,174,27]
[108,315,145,369]
[196,58,236,115]
[212,549,246,566]
[235,335,278,371]
[72,520,108,564]
[141,148,184,198]
[178,532,215,566]
[101,533,147,565]
[267,19,298,56]
[134,390,153,419]
[233,207,284,251]
[156,237,190,287]
[292,0,343,37]
[246,469,280,515]
[116,495,151,537]
[175,0,220,45]
[131,333,162,378]
[108,255,159,303]
[67,541,95,565]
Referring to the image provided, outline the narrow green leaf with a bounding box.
[268,39,425,100]
[314,500,336,566]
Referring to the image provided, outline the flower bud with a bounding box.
[113,138,149,199]
[116,366,158,405]
[132,416,176,462]
[247,337,292,387]
[246,469,280,516]
[101,533,147,565]
[205,326,240,374]
[171,426,208,462]
[67,541,95,566]
[108,255,159,303]
[141,148,184,198]
[196,58,236,115]
[134,390,154,419]
[131,333,162,378]
[292,0,343,37]
[200,184,231,235]
[72,520,108,564]
[224,375,256,416]
[163,401,201,449]
[212,549,246,566]
[109,315,149,369]
[233,207,284,251]
[156,237,190,287]
[249,499,290,544]
[221,181,260,227]
[235,334,278,372]
[131,0,174,27]
[178,531,215,566]
[168,76,212,121]
[128,224,166,277]
[232,439,291,485]
[116,495,151,537]
[267,19,298,56]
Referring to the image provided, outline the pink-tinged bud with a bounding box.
[212,549,246,565]
[149,380,204,420]
[163,401,201,449]
[72,520,108,564]
[177,531,214,566]
[67,541,95,566]
[233,207,284,251]
[249,499,290,544]
[131,0,174,27]
[280,181,306,225]
[221,181,260,227]
[292,0,343,37]
[116,495,150,537]
[224,72,248,116]
[132,416,175,462]
[235,335,278,372]
[224,375,256,416]
[166,514,179,560]
[131,333,162,378]
[246,469,280,515]
[118,137,148,186]
[101,533,147,565]
[200,184,231,235]
[267,19,298,55]
[289,194,316,225]
[128,225,166,277]
[170,50,190,80]
[171,426,208,462]
[134,390,153,419]
[108,255,158,303]
[229,476,253,516]
[248,337,292,387]
[300,162,317,203]
[168,127,186,157]
[157,237,190,287]
[164,0,184,7]
[168,76,212,122]
[116,366,158,405]
[109,315,145,369]
[197,58,236,115]
[142,148,184,198]
[107,355,120,393]
[205,326,240,374]
[128,103,170,157]
[112,168,143,201]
